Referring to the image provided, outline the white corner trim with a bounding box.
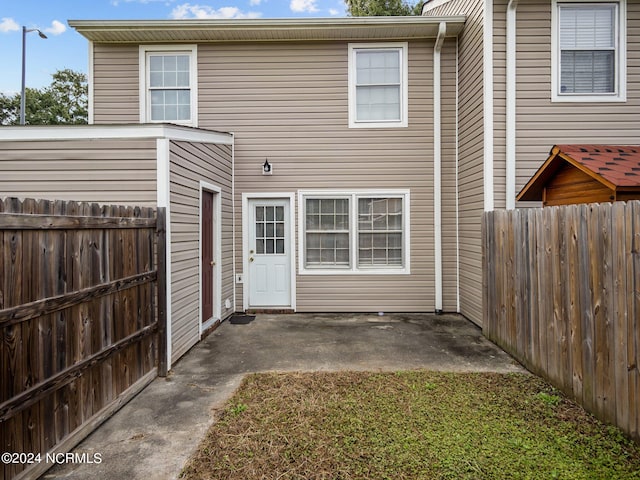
[348,42,409,129]
[139,44,199,127]
[483,0,495,212]
[199,181,223,336]
[434,22,446,313]
[156,138,172,369]
[88,41,94,125]
[241,192,297,311]
[506,0,519,210]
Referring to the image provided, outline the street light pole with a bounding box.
[20,26,47,125]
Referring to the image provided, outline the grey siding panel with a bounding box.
[0,139,157,205]
[169,141,233,363]
[93,44,140,124]
[197,41,438,312]
[426,0,486,324]
[510,0,640,192]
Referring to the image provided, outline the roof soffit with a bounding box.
[68,17,466,43]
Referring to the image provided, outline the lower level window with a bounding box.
[301,191,409,273]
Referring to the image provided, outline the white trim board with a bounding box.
[0,124,233,144]
[156,138,172,369]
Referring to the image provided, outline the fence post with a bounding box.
[156,207,168,377]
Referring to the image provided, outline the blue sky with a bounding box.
[0,0,348,94]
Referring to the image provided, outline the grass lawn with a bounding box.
[181,371,640,480]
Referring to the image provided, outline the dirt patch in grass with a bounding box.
[181,371,640,480]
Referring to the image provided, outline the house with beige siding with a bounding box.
[1,5,637,366]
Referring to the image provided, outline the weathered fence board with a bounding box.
[0,197,166,480]
[484,200,640,443]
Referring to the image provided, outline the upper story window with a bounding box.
[348,43,408,128]
[139,45,198,125]
[552,1,626,102]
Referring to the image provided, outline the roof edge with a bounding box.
[68,16,466,42]
[0,124,233,145]
[69,16,466,30]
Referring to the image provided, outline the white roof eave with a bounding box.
[68,16,466,43]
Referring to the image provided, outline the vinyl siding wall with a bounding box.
[92,44,140,123]
[0,139,157,205]
[197,40,446,312]
[493,0,640,197]
[91,39,460,313]
[425,0,486,325]
[169,141,233,362]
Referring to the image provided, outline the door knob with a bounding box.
[210,260,215,266]
[249,257,254,262]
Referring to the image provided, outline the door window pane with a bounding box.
[255,204,285,255]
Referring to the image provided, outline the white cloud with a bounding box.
[44,20,66,36]
[329,8,339,15]
[171,3,262,19]
[249,0,262,5]
[0,17,19,33]
[290,0,318,13]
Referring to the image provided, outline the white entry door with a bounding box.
[248,198,291,307]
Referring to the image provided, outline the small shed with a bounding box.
[517,145,640,206]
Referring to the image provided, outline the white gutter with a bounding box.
[483,0,495,211]
[506,0,519,210]
[434,21,446,314]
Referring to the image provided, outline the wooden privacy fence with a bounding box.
[0,197,167,480]
[483,201,640,442]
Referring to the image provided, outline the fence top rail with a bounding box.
[0,213,157,230]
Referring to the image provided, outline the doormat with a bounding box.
[229,314,256,325]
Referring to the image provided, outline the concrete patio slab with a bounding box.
[43,313,524,480]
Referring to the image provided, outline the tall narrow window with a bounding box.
[140,45,198,125]
[357,198,403,267]
[305,198,350,268]
[348,43,408,128]
[553,1,625,102]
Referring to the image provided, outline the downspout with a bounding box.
[506,0,519,210]
[434,21,446,314]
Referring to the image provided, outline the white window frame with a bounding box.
[139,44,198,126]
[348,42,409,128]
[298,190,411,275]
[551,0,626,102]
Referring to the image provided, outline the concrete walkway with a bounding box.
[44,313,524,479]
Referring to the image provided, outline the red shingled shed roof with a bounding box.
[517,144,640,202]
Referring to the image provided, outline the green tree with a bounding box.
[345,0,424,16]
[0,68,88,125]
